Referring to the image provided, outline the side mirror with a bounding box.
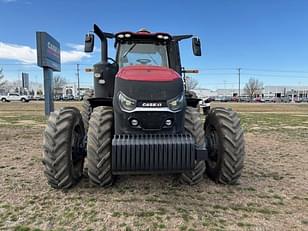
[84,34,94,52]
[192,37,201,56]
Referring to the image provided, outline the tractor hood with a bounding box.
[116,65,181,82]
[113,65,185,134]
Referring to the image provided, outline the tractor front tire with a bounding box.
[179,107,206,185]
[42,107,86,189]
[205,107,245,184]
[87,106,114,187]
[81,90,94,132]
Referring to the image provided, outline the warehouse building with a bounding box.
[194,85,308,100]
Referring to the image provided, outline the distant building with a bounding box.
[263,86,308,98]
[193,85,308,100]
[216,89,246,97]
[22,73,29,89]
[193,88,217,98]
[0,88,5,95]
[194,88,247,98]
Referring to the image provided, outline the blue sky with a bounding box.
[1,0,308,89]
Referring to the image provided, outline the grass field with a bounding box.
[0,101,308,230]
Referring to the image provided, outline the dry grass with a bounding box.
[0,102,308,230]
[212,102,308,113]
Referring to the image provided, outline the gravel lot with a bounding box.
[0,102,307,231]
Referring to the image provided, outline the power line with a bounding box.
[2,63,308,73]
[198,68,237,71]
[198,68,308,73]
[242,68,308,74]
[2,63,308,74]
[241,73,308,78]
[200,73,237,75]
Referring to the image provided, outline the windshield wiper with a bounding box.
[123,43,136,58]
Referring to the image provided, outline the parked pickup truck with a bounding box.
[0,93,31,102]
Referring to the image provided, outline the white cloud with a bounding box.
[0,41,91,64]
[66,43,84,51]
[67,43,100,53]
[0,42,36,63]
[61,50,90,63]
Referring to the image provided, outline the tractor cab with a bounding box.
[115,30,172,68]
[84,24,202,104]
[114,29,200,75]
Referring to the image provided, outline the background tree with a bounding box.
[0,68,7,88]
[244,78,263,100]
[53,75,67,89]
[37,89,43,96]
[185,76,199,91]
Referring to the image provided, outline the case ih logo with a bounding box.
[141,102,163,107]
[47,42,60,58]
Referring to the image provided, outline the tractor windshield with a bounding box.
[117,43,169,68]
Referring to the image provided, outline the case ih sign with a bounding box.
[36,32,61,72]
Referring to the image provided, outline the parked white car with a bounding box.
[0,93,31,102]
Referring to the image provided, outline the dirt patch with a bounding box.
[282,126,308,129]
[0,118,10,125]
[0,130,307,230]
[15,120,38,125]
[0,102,308,230]
[213,102,308,113]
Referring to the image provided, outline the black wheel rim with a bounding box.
[206,125,219,168]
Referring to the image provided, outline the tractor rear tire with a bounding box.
[81,90,94,132]
[179,107,206,185]
[87,106,114,187]
[42,107,86,189]
[204,107,245,184]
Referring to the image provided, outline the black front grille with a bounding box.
[112,134,195,174]
[130,111,174,130]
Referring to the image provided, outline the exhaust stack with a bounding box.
[93,24,114,63]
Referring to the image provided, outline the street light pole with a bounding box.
[77,64,80,99]
[238,68,241,101]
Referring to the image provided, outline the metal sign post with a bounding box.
[43,68,54,114]
[36,32,61,116]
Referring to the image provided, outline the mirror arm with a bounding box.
[172,35,193,42]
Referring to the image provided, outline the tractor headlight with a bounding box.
[167,94,184,111]
[118,92,137,111]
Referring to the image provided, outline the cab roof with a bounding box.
[115,30,173,42]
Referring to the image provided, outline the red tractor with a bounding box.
[42,24,245,188]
